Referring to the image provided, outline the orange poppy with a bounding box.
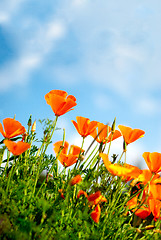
[45,90,77,116]
[0,118,26,139]
[53,141,84,167]
[142,152,161,174]
[88,191,107,206]
[91,204,101,223]
[118,125,145,145]
[127,196,151,219]
[106,130,122,143]
[132,169,160,185]
[149,183,161,200]
[69,175,82,186]
[90,122,121,144]
[149,198,161,220]
[4,140,30,155]
[100,153,142,181]
[77,190,88,199]
[71,116,98,138]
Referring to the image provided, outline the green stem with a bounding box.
[117,150,124,164]
[6,156,17,194]
[74,137,85,170]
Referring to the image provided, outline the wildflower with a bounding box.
[100,153,142,182]
[58,189,65,199]
[142,152,161,174]
[88,191,107,206]
[148,198,161,220]
[90,122,121,144]
[69,175,82,186]
[132,169,160,185]
[53,141,84,167]
[45,90,77,116]
[4,140,30,155]
[127,196,151,219]
[0,118,26,139]
[71,116,98,138]
[118,125,145,145]
[77,190,88,199]
[91,204,101,223]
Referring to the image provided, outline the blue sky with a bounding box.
[0,0,161,169]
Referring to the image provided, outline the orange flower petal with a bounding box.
[90,122,109,144]
[88,191,101,202]
[0,118,26,139]
[77,190,88,199]
[53,141,83,167]
[69,175,82,186]
[118,125,145,145]
[53,141,69,155]
[91,204,101,223]
[149,198,161,220]
[100,153,111,169]
[106,130,122,143]
[4,140,30,155]
[45,90,76,116]
[72,116,98,138]
[143,152,161,174]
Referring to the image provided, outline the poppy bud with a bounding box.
[31,120,36,132]
[111,117,116,133]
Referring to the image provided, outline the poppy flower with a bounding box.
[149,183,161,200]
[132,169,160,185]
[142,152,161,174]
[77,190,88,199]
[91,204,101,223]
[149,198,161,220]
[100,153,142,181]
[69,175,82,186]
[88,191,107,206]
[90,122,121,144]
[71,116,98,138]
[127,196,151,219]
[118,125,145,145]
[45,90,77,116]
[53,141,84,167]
[4,140,30,155]
[0,118,26,139]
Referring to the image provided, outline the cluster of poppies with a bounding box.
[1,89,161,223]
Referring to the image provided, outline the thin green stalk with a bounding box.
[74,137,85,170]
[42,116,58,156]
[33,116,58,196]
[6,156,17,193]
[82,144,98,170]
[107,132,114,155]
[117,150,125,164]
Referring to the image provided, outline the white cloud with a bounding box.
[0,18,66,92]
[0,0,26,24]
[0,55,40,92]
[133,96,160,115]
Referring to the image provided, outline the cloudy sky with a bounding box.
[0,0,161,169]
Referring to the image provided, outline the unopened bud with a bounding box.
[31,120,36,132]
[111,117,116,133]
[28,115,32,127]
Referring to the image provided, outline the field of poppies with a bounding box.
[0,90,161,239]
